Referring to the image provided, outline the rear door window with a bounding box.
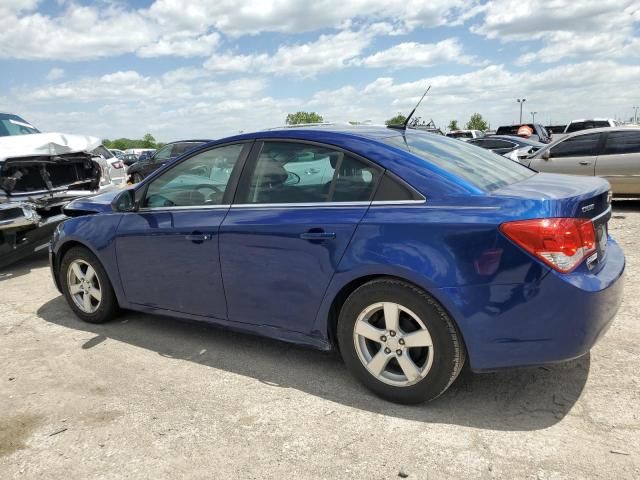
[602,131,640,155]
[235,142,381,204]
[551,133,601,158]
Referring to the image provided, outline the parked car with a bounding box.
[0,113,116,268]
[92,145,126,186]
[467,135,544,160]
[50,125,624,404]
[127,140,210,183]
[495,123,552,143]
[109,149,125,158]
[137,150,156,162]
[446,130,484,141]
[527,126,640,196]
[564,119,620,134]
[120,153,140,167]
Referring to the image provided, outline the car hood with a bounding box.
[63,187,129,215]
[0,132,102,162]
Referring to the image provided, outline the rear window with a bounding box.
[384,132,535,191]
[447,131,473,139]
[496,124,535,136]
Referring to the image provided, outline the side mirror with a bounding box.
[112,189,136,212]
[542,150,551,160]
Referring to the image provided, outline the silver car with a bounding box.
[528,127,640,196]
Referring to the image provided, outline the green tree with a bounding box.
[385,113,407,126]
[142,133,156,148]
[285,111,324,125]
[447,120,459,131]
[465,113,488,131]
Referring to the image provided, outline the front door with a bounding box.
[220,140,382,332]
[115,142,249,318]
[530,132,601,175]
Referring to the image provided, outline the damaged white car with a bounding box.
[0,113,118,268]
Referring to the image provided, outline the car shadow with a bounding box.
[0,251,49,282]
[37,296,589,432]
[612,198,640,214]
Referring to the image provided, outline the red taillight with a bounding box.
[112,161,124,169]
[500,218,596,273]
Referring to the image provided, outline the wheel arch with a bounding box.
[321,272,469,358]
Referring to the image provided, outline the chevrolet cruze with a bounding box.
[50,125,625,404]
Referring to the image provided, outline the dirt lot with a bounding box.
[1,202,639,479]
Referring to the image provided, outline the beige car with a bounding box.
[528,126,640,196]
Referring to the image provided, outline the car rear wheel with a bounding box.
[337,279,465,404]
[60,246,119,324]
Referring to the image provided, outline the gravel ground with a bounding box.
[1,201,639,479]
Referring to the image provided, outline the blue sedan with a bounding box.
[50,125,625,404]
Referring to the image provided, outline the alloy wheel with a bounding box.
[353,302,434,387]
[67,259,102,314]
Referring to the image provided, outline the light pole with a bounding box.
[517,98,526,124]
[530,111,537,123]
[634,106,639,124]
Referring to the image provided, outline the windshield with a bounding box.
[384,132,535,191]
[0,113,40,137]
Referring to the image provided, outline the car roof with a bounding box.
[560,125,640,140]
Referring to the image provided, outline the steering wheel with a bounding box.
[192,184,224,204]
[285,171,301,185]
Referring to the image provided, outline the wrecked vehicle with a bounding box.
[0,113,117,268]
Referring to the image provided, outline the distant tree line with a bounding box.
[102,133,165,150]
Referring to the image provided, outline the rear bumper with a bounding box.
[440,239,625,371]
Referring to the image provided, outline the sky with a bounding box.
[1,0,639,142]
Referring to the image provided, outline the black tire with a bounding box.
[337,278,466,404]
[132,173,144,183]
[59,246,120,324]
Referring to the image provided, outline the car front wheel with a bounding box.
[59,246,119,324]
[337,279,465,404]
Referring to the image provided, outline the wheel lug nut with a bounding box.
[389,331,396,337]
[380,335,387,342]
[399,339,405,345]
[384,347,391,354]
[396,349,402,356]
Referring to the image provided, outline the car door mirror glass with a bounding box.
[542,150,551,160]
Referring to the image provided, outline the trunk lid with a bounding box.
[494,172,612,271]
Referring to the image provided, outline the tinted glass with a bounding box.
[602,131,640,155]
[239,142,380,204]
[92,146,114,158]
[173,142,203,156]
[373,172,421,201]
[0,114,40,137]
[566,122,589,133]
[593,121,610,128]
[154,144,173,161]
[551,133,601,158]
[144,144,244,208]
[384,132,534,191]
[447,132,473,138]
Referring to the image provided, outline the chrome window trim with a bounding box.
[138,204,231,212]
[231,201,371,209]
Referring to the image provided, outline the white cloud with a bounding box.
[205,25,389,77]
[0,0,478,61]
[45,67,64,81]
[358,38,481,69]
[472,0,640,65]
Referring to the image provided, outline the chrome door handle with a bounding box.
[300,231,336,241]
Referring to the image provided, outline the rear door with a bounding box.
[219,140,382,332]
[530,132,602,175]
[596,130,640,195]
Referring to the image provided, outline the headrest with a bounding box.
[253,156,289,187]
